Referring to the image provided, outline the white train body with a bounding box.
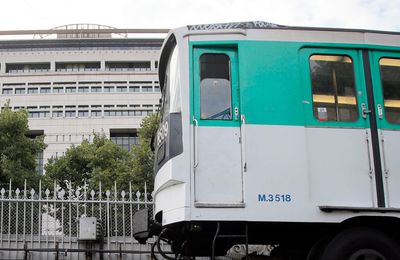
[136,22,400,258]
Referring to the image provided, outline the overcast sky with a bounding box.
[0,0,399,32]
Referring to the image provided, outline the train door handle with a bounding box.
[361,103,371,119]
[377,104,383,119]
[193,117,199,168]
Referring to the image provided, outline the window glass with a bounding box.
[309,55,358,122]
[379,58,400,124]
[78,87,89,93]
[104,86,115,92]
[65,111,76,117]
[91,110,102,117]
[78,110,89,117]
[27,88,38,94]
[142,86,153,92]
[53,87,64,93]
[91,86,102,92]
[117,86,128,92]
[199,54,232,120]
[15,88,26,94]
[129,86,140,92]
[52,111,63,117]
[65,87,76,93]
[40,87,51,93]
[2,88,13,94]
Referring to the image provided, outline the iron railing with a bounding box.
[0,179,158,260]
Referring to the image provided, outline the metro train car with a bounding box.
[134,21,400,259]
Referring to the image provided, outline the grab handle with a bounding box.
[193,117,199,168]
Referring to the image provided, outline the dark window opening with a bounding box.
[110,129,138,151]
[199,54,232,120]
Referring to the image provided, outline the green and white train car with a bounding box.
[136,22,400,259]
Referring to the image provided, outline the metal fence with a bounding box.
[0,180,161,260]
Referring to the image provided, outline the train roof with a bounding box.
[185,21,400,36]
[158,21,400,89]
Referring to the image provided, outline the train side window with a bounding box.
[199,54,232,120]
[379,58,400,124]
[309,55,358,122]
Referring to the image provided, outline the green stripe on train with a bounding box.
[189,40,400,130]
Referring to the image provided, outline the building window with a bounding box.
[27,88,39,94]
[129,86,140,92]
[53,87,64,93]
[78,110,89,117]
[91,86,102,92]
[27,130,45,175]
[65,111,76,117]
[116,86,128,92]
[52,111,63,117]
[309,55,358,122]
[15,88,26,94]
[40,87,51,93]
[142,86,153,92]
[65,87,76,93]
[28,112,40,118]
[91,110,102,117]
[78,87,89,93]
[2,88,13,94]
[104,86,115,92]
[154,85,160,92]
[110,130,138,151]
[56,62,100,72]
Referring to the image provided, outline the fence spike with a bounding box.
[114,181,117,200]
[24,179,27,199]
[39,179,42,200]
[30,188,35,198]
[9,179,12,198]
[144,182,148,202]
[129,182,132,201]
[45,189,50,198]
[90,190,95,199]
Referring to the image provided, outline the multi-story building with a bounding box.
[0,24,165,174]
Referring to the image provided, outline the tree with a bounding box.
[44,133,131,190]
[130,113,159,191]
[44,113,159,192]
[0,102,47,188]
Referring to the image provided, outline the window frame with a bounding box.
[301,48,367,128]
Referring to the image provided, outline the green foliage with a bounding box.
[0,101,47,189]
[130,113,159,191]
[44,113,159,192]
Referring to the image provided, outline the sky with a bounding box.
[0,0,399,33]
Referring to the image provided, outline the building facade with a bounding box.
[0,25,164,174]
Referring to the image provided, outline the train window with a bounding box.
[199,54,232,120]
[309,55,358,122]
[379,58,400,124]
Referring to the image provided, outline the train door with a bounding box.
[370,51,400,208]
[302,48,377,208]
[192,47,244,207]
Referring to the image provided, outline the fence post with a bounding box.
[106,190,111,259]
[55,242,59,260]
[23,242,28,260]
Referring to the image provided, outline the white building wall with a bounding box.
[0,39,162,173]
